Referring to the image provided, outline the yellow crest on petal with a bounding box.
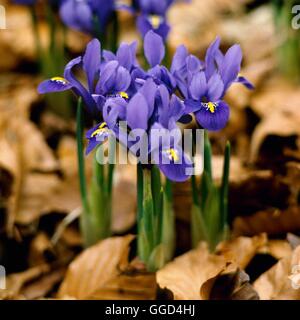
[91,122,108,138]
[207,102,217,114]
[149,15,162,29]
[165,148,179,162]
[119,91,129,99]
[51,77,68,85]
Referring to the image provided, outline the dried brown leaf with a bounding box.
[216,234,267,269]
[257,240,293,260]
[233,206,300,237]
[58,235,155,300]
[249,77,300,162]
[88,259,156,300]
[254,246,300,300]
[0,264,64,300]
[200,264,259,300]
[156,243,228,300]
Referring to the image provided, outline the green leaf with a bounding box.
[147,244,166,272]
[151,165,162,217]
[191,204,208,248]
[220,141,231,235]
[204,186,222,251]
[160,187,175,262]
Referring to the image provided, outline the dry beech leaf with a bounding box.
[216,234,267,269]
[169,0,251,53]
[222,5,276,62]
[58,235,156,300]
[0,6,36,70]
[233,206,300,237]
[200,264,259,300]
[249,77,300,162]
[88,259,156,300]
[226,58,275,110]
[283,162,300,206]
[254,246,300,300]
[251,76,300,119]
[0,264,64,300]
[0,117,60,230]
[29,232,55,267]
[157,242,228,300]
[257,240,293,260]
[174,157,272,224]
[157,235,273,300]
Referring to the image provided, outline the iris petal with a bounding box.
[221,44,242,90]
[64,56,96,114]
[236,76,255,90]
[38,78,72,94]
[207,73,224,101]
[144,30,165,67]
[189,71,207,101]
[195,100,230,131]
[127,93,149,130]
[83,39,101,93]
[158,147,193,182]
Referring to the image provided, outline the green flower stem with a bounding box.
[137,165,175,271]
[30,3,71,118]
[191,130,231,250]
[201,130,212,215]
[142,167,155,257]
[76,98,93,247]
[191,203,208,248]
[45,3,56,55]
[79,137,114,247]
[76,98,90,216]
[137,163,144,226]
[87,152,112,246]
[220,142,231,235]
[93,15,106,47]
[161,179,175,262]
[44,3,72,118]
[109,11,119,53]
[29,6,43,69]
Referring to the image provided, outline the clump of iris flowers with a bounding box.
[38,30,253,270]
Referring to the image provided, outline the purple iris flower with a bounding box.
[38,38,131,118]
[85,96,128,154]
[59,0,115,35]
[119,0,189,40]
[89,0,115,32]
[148,85,193,181]
[59,0,94,34]
[126,79,193,181]
[93,60,131,112]
[86,78,193,181]
[150,122,193,182]
[38,38,101,116]
[132,31,176,93]
[102,41,139,96]
[172,37,254,131]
